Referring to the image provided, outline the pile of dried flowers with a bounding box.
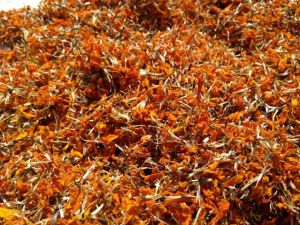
[0,0,299,224]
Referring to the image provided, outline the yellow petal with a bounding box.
[291,98,298,107]
[0,207,20,219]
[18,106,37,119]
[14,132,28,141]
[62,142,70,151]
[70,150,83,158]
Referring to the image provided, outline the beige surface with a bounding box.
[0,0,41,11]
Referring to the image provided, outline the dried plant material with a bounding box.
[100,134,119,144]
[0,207,20,218]
[0,0,299,224]
[0,207,28,224]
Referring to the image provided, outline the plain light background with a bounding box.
[0,0,41,11]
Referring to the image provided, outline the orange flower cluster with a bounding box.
[0,0,299,224]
